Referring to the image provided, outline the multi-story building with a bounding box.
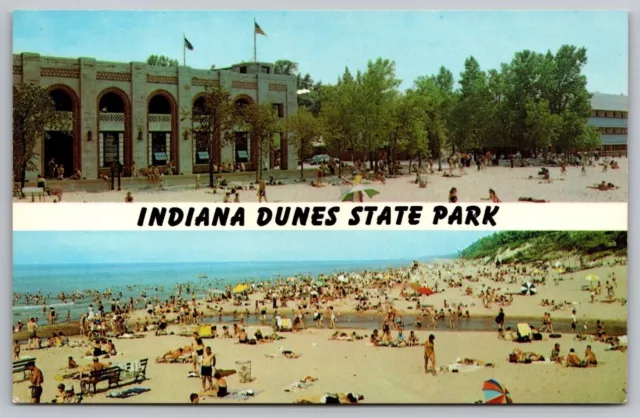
[13,53,298,180]
[588,93,628,154]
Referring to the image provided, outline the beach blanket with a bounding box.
[442,363,485,373]
[224,389,262,401]
[116,334,145,339]
[284,377,318,392]
[107,387,150,399]
[156,356,191,364]
[295,392,364,404]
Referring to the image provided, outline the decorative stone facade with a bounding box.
[13,53,298,180]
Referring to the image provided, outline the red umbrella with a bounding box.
[418,287,434,296]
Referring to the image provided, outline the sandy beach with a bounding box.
[12,256,628,404]
[16,161,628,203]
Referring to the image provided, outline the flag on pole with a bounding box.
[254,21,267,36]
[184,36,194,50]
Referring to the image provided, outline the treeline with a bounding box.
[281,45,601,171]
[459,231,627,261]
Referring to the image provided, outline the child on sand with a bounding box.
[424,334,436,375]
[124,192,133,203]
[448,187,457,203]
[195,174,201,190]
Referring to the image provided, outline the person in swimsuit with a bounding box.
[192,333,203,374]
[488,189,502,203]
[565,348,582,367]
[258,178,268,203]
[213,372,228,397]
[583,345,598,367]
[201,346,216,392]
[125,192,134,203]
[27,362,43,403]
[550,343,564,363]
[448,187,457,203]
[424,334,436,375]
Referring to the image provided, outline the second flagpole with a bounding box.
[183,34,186,66]
[253,19,257,63]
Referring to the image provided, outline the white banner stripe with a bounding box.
[12,203,627,231]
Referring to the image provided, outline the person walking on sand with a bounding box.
[26,361,44,403]
[195,174,201,190]
[424,334,436,375]
[258,177,268,203]
[328,306,337,329]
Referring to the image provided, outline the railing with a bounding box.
[99,112,125,123]
[148,114,172,132]
[149,114,171,123]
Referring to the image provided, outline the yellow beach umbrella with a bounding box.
[233,284,248,294]
[585,274,599,282]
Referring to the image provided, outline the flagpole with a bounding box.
[183,34,186,67]
[253,19,257,63]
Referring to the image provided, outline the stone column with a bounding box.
[219,73,234,166]
[177,66,193,175]
[285,84,298,171]
[21,53,41,180]
[131,62,148,168]
[79,57,97,179]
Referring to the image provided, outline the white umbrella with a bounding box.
[520,282,537,295]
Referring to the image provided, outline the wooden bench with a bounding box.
[13,358,35,382]
[82,366,121,394]
[22,187,45,202]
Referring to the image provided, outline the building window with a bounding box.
[622,111,628,119]
[606,128,614,134]
[272,103,284,118]
[597,110,605,117]
[235,132,250,163]
[195,132,209,164]
[614,111,621,118]
[102,132,122,167]
[605,111,614,118]
[622,128,628,135]
[591,110,597,117]
[261,66,270,74]
[240,66,247,74]
[151,132,168,165]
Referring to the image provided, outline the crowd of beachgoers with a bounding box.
[12,255,628,404]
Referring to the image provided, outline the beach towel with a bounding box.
[224,389,262,401]
[106,387,150,399]
[442,363,484,373]
[516,323,532,342]
[199,325,213,338]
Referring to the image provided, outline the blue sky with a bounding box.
[13,231,492,266]
[12,10,628,94]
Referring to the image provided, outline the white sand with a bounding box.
[21,162,628,203]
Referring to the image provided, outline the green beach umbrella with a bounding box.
[341,184,380,202]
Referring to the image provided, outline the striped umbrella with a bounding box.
[520,282,536,295]
[482,379,513,404]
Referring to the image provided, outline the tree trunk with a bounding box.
[408,155,412,175]
[208,133,215,188]
[300,161,304,180]
[437,137,442,171]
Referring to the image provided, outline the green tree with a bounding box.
[240,102,282,181]
[13,83,69,188]
[354,58,401,169]
[181,84,237,188]
[451,56,490,152]
[321,71,359,177]
[285,108,325,179]
[524,98,561,151]
[274,59,299,75]
[146,54,179,67]
[388,92,426,174]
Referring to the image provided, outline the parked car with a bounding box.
[306,154,340,165]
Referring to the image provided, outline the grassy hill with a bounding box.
[459,231,627,263]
